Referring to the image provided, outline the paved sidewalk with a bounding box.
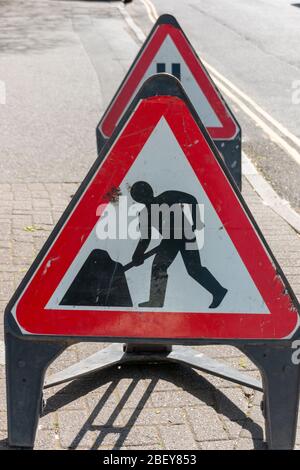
[0,177,299,450]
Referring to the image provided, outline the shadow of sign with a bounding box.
[41,363,265,450]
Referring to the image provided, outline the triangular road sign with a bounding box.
[8,75,299,340]
[96,14,241,187]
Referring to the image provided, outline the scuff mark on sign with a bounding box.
[105,186,122,203]
[42,257,60,276]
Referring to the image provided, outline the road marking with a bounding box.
[242,152,300,234]
[141,0,300,166]
[212,75,300,166]
[202,60,300,151]
[140,0,157,24]
[143,0,159,21]
[0,80,6,105]
[118,4,146,42]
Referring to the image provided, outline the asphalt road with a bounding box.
[145,0,300,136]
[0,0,300,212]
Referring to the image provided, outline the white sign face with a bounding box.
[131,35,222,129]
[47,117,268,315]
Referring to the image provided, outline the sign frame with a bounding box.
[95,14,242,188]
[5,75,300,450]
[5,75,299,343]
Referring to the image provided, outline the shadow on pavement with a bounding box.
[43,362,265,450]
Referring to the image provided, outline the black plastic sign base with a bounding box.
[5,328,300,449]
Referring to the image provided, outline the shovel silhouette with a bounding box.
[60,246,159,308]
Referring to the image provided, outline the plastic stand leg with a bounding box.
[243,343,300,450]
[5,330,67,448]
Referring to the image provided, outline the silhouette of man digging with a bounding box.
[130,181,227,308]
